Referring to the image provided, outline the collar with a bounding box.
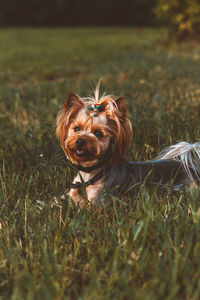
[70,167,109,194]
[70,168,105,189]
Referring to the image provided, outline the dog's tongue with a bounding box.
[76,150,85,157]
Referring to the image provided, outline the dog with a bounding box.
[56,85,200,207]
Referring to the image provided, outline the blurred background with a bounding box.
[1,0,200,40]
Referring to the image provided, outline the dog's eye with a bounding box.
[74,126,81,132]
[94,130,103,138]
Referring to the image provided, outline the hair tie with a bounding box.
[88,103,104,112]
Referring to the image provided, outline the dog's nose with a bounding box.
[76,138,86,148]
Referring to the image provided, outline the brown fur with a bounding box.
[56,91,132,167]
[56,89,133,206]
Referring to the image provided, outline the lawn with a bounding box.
[0,27,200,300]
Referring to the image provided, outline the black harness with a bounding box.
[70,168,107,190]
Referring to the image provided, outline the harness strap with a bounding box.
[69,166,111,196]
[85,168,105,186]
[70,182,82,189]
[70,168,105,190]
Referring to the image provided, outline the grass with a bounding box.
[0,27,200,299]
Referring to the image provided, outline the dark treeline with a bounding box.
[0,0,157,26]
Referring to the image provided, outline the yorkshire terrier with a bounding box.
[57,85,200,207]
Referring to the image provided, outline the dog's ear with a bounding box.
[108,96,132,165]
[56,92,84,148]
[64,92,84,111]
[115,96,127,115]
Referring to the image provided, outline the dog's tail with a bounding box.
[157,141,200,182]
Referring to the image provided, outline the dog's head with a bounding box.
[56,89,132,168]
